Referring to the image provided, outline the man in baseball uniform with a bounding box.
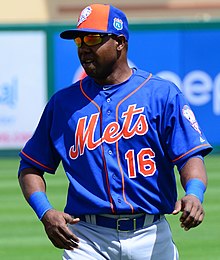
[18,4,212,259]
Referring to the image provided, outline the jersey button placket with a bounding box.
[106,97,112,115]
[102,93,123,211]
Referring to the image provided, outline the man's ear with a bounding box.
[116,35,127,51]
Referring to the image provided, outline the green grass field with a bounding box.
[0,154,219,260]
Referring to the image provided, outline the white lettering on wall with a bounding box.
[157,70,220,115]
[213,73,220,115]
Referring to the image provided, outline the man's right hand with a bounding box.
[41,209,80,250]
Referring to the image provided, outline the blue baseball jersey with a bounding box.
[19,68,212,216]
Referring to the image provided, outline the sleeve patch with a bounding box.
[182,105,202,135]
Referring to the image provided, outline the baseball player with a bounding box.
[18,4,212,260]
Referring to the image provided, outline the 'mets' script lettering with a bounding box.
[69,104,148,159]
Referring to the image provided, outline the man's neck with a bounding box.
[94,66,133,86]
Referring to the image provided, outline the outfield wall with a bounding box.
[0,21,219,155]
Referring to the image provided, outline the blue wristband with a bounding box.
[28,191,53,220]
[185,179,206,203]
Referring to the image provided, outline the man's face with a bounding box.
[76,33,118,81]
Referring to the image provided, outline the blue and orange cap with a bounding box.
[60,4,129,41]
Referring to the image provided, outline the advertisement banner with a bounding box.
[128,29,220,146]
[0,31,47,149]
[54,27,220,146]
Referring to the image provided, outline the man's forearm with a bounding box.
[180,157,207,188]
[19,168,46,200]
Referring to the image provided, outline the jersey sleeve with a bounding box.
[162,84,213,167]
[19,96,61,174]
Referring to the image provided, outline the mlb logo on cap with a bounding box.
[60,4,129,41]
[113,18,124,31]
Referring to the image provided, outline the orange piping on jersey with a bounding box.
[115,73,153,214]
[80,80,100,111]
[21,151,55,172]
[172,144,211,163]
[80,80,115,214]
[117,74,152,107]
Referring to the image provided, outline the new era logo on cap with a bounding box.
[60,4,129,41]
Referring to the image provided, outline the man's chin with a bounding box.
[83,66,96,77]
